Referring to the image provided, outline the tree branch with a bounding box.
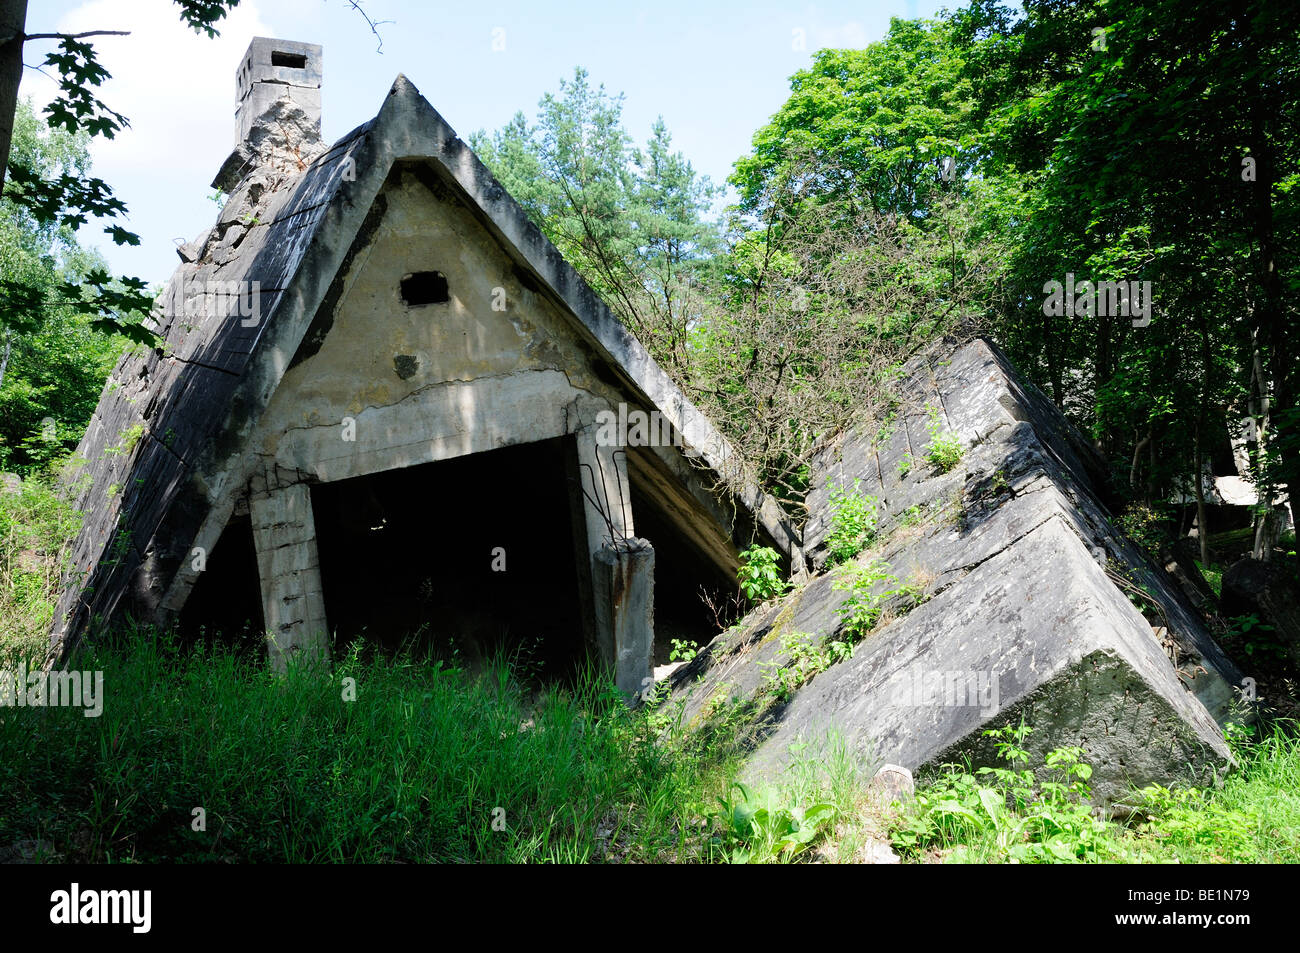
[20,30,131,41]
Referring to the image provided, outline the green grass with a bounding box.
[0,633,707,862]
[889,722,1300,863]
[0,630,877,863]
[0,473,81,659]
[1195,559,1225,598]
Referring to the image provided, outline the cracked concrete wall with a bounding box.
[234,164,649,676]
[249,482,328,672]
[250,165,626,478]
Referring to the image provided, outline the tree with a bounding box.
[1,1,385,343]
[958,0,1298,570]
[730,17,978,223]
[471,68,720,370]
[0,99,127,474]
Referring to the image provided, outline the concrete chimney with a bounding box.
[213,37,324,192]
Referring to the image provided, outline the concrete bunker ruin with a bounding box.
[54,38,800,695]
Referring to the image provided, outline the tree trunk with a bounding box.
[0,330,10,392]
[1249,327,1277,561]
[1195,417,1211,568]
[0,0,27,196]
[1130,427,1151,496]
[1248,112,1299,579]
[1195,315,1213,568]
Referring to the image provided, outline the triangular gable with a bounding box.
[53,75,800,659]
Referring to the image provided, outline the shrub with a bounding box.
[0,472,81,660]
[924,405,964,474]
[832,558,920,641]
[824,480,878,565]
[891,724,1108,863]
[1116,503,1167,557]
[737,545,790,602]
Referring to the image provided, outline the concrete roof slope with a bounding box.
[51,74,799,660]
[668,336,1246,805]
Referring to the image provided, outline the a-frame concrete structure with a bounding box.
[53,38,800,693]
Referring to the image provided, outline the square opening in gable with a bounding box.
[401,271,449,306]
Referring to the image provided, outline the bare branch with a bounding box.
[345,1,392,53]
[21,30,131,41]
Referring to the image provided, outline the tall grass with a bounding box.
[0,474,79,660]
[0,631,754,862]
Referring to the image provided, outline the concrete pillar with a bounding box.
[249,482,330,673]
[569,429,653,694]
[592,537,655,700]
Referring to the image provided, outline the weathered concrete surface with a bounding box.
[214,38,324,193]
[249,481,328,672]
[52,67,798,661]
[671,336,1245,804]
[592,537,655,698]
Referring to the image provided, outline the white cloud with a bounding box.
[17,0,273,279]
[22,0,272,171]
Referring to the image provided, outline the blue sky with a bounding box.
[19,0,955,287]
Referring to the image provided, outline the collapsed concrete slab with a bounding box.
[671,336,1246,804]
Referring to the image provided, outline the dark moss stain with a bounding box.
[289,192,389,372]
[393,354,419,380]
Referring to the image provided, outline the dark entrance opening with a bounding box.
[178,512,266,657]
[312,437,586,680]
[627,484,734,665]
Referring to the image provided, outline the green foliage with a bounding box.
[824,479,878,565]
[709,782,835,863]
[924,405,964,474]
[1129,724,1300,863]
[832,558,920,642]
[891,724,1108,863]
[1195,559,1224,599]
[1133,784,1256,863]
[959,0,1300,537]
[759,630,852,703]
[1116,503,1167,557]
[737,545,790,602]
[1221,613,1286,665]
[470,69,718,361]
[0,633,726,862]
[0,471,82,658]
[731,17,976,221]
[668,639,699,663]
[889,719,1300,864]
[0,101,134,474]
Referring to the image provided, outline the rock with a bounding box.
[859,839,901,865]
[869,763,914,804]
[1222,557,1300,665]
[0,839,59,863]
